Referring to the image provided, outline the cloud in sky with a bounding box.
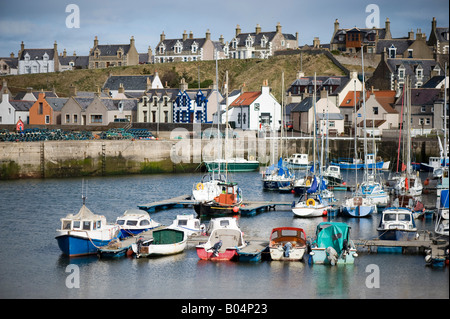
[0,0,448,57]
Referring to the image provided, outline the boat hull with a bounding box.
[269,247,306,261]
[196,247,238,261]
[292,205,328,217]
[205,161,259,172]
[342,205,374,217]
[330,161,383,170]
[310,247,357,264]
[377,229,417,241]
[136,241,187,257]
[194,203,240,216]
[56,234,112,257]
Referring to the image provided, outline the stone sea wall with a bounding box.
[0,135,441,179]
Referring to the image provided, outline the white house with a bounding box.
[18,41,60,74]
[222,82,281,131]
[0,91,33,125]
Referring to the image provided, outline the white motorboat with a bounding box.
[269,227,307,261]
[167,214,204,236]
[115,209,160,239]
[132,228,187,258]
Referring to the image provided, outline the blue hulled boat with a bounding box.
[55,204,120,257]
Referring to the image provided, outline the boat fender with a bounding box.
[306,179,311,186]
[306,198,315,206]
[196,183,204,190]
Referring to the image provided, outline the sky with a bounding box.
[0,0,448,58]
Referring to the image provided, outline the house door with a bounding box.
[82,115,86,125]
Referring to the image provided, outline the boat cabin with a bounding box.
[269,227,306,247]
[285,153,309,166]
[115,209,153,228]
[379,207,417,230]
[214,182,241,205]
[207,217,240,233]
[59,205,107,232]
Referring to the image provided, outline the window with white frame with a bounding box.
[261,36,267,48]
[398,68,405,79]
[174,42,182,54]
[425,118,430,125]
[245,35,253,48]
[231,39,238,49]
[191,42,198,53]
[421,106,426,112]
[159,45,165,54]
[389,45,397,58]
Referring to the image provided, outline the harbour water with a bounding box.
[0,170,448,300]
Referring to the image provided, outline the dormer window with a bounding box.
[43,53,49,62]
[174,41,182,54]
[389,45,397,58]
[191,42,198,53]
[407,49,413,58]
[117,49,123,58]
[245,35,253,48]
[231,38,238,49]
[24,53,30,62]
[261,36,267,48]
[398,67,405,79]
[159,44,165,54]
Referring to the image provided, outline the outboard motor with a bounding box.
[326,246,338,265]
[283,242,292,257]
[211,240,222,257]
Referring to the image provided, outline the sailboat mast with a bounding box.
[313,73,317,176]
[361,46,368,180]
[215,49,221,177]
[354,80,358,185]
[225,70,229,179]
[406,76,411,176]
[444,63,448,170]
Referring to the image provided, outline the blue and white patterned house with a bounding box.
[172,78,222,124]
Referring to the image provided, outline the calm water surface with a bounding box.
[0,171,448,299]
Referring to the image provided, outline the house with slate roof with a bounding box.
[350,90,399,136]
[285,71,362,110]
[102,74,163,98]
[137,88,178,123]
[59,49,89,71]
[394,88,445,134]
[367,52,442,94]
[375,29,433,61]
[427,17,449,66]
[0,83,33,125]
[290,89,343,134]
[227,23,298,59]
[0,53,18,75]
[330,18,392,54]
[18,41,60,74]
[28,92,67,125]
[154,30,223,63]
[88,36,139,69]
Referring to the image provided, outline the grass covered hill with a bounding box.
[2,52,347,101]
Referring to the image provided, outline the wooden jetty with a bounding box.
[353,231,448,262]
[138,195,294,216]
[97,226,165,257]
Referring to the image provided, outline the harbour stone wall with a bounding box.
[0,136,441,179]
